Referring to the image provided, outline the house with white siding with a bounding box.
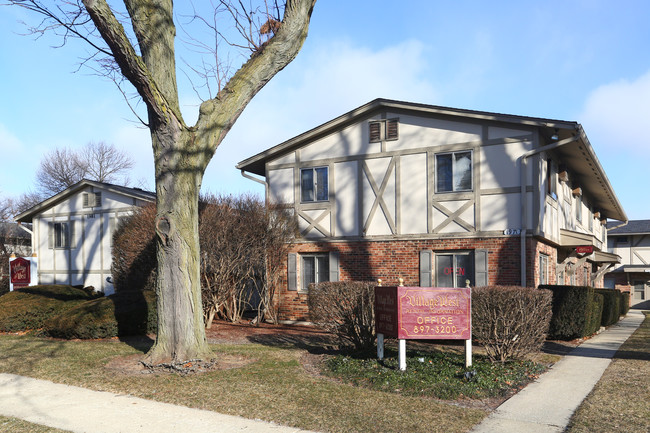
[14,179,155,294]
[237,99,627,320]
[605,219,650,307]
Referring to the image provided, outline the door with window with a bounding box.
[633,280,648,303]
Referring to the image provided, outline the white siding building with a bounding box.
[15,180,155,294]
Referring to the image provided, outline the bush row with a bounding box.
[539,285,628,340]
[0,285,156,339]
[308,283,552,362]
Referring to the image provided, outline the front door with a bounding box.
[632,281,648,304]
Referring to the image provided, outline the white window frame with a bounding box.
[435,150,473,193]
[300,167,329,203]
[301,253,329,291]
[539,253,549,285]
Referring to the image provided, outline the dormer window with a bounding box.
[369,119,399,143]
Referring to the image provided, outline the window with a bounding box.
[539,253,549,286]
[546,159,557,200]
[634,282,645,300]
[369,119,399,143]
[435,252,473,288]
[558,270,565,285]
[83,192,102,208]
[301,254,329,290]
[436,151,472,193]
[575,195,582,223]
[300,167,328,202]
[588,207,594,232]
[54,222,70,249]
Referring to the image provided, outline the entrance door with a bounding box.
[632,281,648,303]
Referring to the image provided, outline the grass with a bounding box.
[325,348,546,400]
[0,335,488,433]
[0,416,69,433]
[566,311,650,433]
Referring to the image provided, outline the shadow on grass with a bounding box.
[0,337,66,375]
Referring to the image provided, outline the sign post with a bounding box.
[375,284,472,370]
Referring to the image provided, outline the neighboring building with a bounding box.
[237,99,626,320]
[605,220,650,307]
[0,222,32,257]
[14,179,155,294]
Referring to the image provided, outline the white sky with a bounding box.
[1,0,649,220]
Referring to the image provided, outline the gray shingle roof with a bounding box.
[607,219,650,235]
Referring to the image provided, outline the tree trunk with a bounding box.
[144,127,212,364]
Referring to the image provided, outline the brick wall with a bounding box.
[275,236,535,321]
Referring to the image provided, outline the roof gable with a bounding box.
[14,179,156,223]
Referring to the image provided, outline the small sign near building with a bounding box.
[9,255,38,291]
[375,284,472,370]
[576,246,594,254]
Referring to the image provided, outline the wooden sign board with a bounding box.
[375,286,471,340]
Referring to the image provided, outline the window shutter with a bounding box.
[288,253,297,291]
[48,222,53,249]
[329,251,340,282]
[474,249,488,287]
[95,192,102,207]
[369,121,381,142]
[419,250,432,287]
[386,119,399,140]
[83,193,89,207]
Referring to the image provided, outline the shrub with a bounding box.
[0,285,98,332]
[111,203,157,293]
[471,286,552,362]
[541,285,604,340]
[595,289,622,327]
[621,292,630,316]
[308,281,376,349]
[42,290,157,339]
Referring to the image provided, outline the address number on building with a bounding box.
[503,229,521,235]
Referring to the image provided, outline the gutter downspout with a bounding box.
[519,134,580,286]
[240,169,268,201]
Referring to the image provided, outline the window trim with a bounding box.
[300,166,329,203]
[300,253,330,291]
[53,222,70,249]
[546,159,558,201]
[435,150,473,193]
[434,251,474,288]
[539,253,549,286]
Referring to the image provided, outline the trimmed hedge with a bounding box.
[621,292,630,316]
[0,285,99,332]
[540,285,604,340]
[42,290,157,339]
[308,281,376,349]
[594,289,622,327]
[472,286,553,362]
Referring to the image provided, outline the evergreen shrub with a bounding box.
[540,285,604,339]
[42,290,157,339]
[594,289,622,327]
[471,286,552,362]
[0,285,98,332]
[621,292,630,316]
[307,281,376,349]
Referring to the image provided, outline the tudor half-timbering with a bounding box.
[605,220,650,307]
[238,99,627,320]
[14,179,156,294]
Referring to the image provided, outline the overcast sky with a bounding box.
[1,1,649,220]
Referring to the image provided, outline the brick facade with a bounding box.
[275,236,572,321]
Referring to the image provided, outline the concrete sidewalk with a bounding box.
[0,373,314,433]
[471,309,646,433]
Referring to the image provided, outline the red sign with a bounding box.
[576,246,593,254]
[10,257,31,286]
[375,286,471,340]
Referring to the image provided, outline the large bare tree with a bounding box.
[8,0,315,364]
[35,141,134,197]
